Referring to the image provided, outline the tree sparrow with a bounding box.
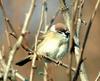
[37,23,70,61]
[16,23,70,65]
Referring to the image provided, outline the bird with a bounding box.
[16,23,70,65]
[37,23,70,60]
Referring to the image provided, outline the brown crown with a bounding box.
[55,23,68,32]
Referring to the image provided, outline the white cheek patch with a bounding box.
[49,25,56,32]
[62,32,66,37]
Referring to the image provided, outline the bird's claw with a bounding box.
[57,60,62,66]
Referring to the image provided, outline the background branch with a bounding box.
[74,0,89,81]
[74,0,100,81]
[95,72,100,81]
[0,0,99,81]
[0,49,27,81]
[59,0,73,81]
[0,0,32,53]
[3,0,36,80]
[81,0,100,55]
[29,0,44,80]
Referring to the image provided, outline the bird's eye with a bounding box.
[58,31,62,34]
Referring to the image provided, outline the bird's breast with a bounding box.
[37,32,69,59]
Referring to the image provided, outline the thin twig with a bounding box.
[43,63,48,81]
[0,1,17,35]
[74,0,89,81]
[0,1,11,48]
[72,58,85,81]
[0,48,6,68]
[4,27,11,48]
[81,0,100,55]
[73,0,80,27]
[68,0,80,79]
[3,0,36,81]
[9,32,33,52]
[42,55,76,72]
[0,0,17,37]
[29,0,44,80]
[47,8,60,30]
[0,49,27,81]
[59,0,72,31]
[59,0,73,81]
[0,0,32,53]
[74,0,100,81]
[15,54,76,72]
[95,72,100,81]
[71,0,80,53]
[43,0,48,81]
[43,0,48,33]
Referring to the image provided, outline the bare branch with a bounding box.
[42,55,76,72]
[0,1,12,48]
[29,0,44,80]
[48,8,60,29]
[43,0,48,81]
[43,0,48,33]
[3,0,36,81]
[0,0,32,54]
[72,58,86,81]
[0,49,6,68]
[0,50,27,81]
[59,0,72,31]
[0,0,17,36]
[75,1,100,80]
[95,72,100,81]
[15,54,76,72]
[9,32,33,52]
[74,0,89,81]
[81,0,100,55]
[43,63,48,81]
[59,1,73,81]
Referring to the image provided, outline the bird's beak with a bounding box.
[65,31,70,37]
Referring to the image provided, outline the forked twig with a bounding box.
[1,0,99,81]
[0,48,26,81]
[3,0,36,81]
[0,0,32,53]
[9,32,33,52]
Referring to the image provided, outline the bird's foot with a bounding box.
[56,60,62,66]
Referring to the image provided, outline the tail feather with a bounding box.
[16,55,32,66]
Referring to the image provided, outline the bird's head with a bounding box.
[49,23,70,37]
